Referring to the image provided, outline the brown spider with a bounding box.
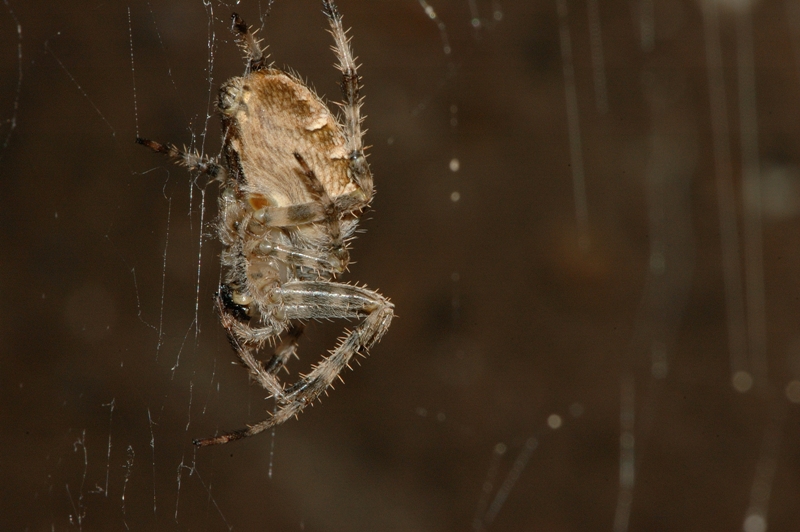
[137,1,393,447]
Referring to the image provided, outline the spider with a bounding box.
[137,1,393,447]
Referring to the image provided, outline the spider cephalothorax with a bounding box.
[138,1,392,447]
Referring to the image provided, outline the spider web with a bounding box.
[5,0,800,531]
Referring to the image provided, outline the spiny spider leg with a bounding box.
[250,202,328,228]
[250,239,347,273]
[245,153,366,229]
[322,1,373,199]
[263,323,305,375]
[293,152,347,262]
[248,192,371,229]
[216,287,286,400]
[136,137,225,180]
[194,281,393,447]
[231,13,269,73]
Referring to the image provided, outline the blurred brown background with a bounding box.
[3,0,800,530]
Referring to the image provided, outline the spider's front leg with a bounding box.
[194,281,393,447]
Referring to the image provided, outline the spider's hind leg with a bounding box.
[194,281,393,447]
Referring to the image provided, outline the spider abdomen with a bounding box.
[221,70,357,207]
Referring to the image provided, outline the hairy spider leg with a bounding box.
[322,1,373,201]
[136,137,226,180]
[215,290,305,403]
[231,13,269,73]
[194,281,393,446]
[293,152,348,264]
[264,323,306,374]
[137,135,353,232]
[251,240,347,273]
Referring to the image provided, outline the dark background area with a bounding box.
[3,0,800,530]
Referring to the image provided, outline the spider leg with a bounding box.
[231,13,269,73]
[215,288,293,402]
[322,0,374,201]
[263,322,305,378]
[136,137,226,181]
[251,202,326,227]
[292,152,349,260]
[250,239,347,274]
[248,192,369,229]
[237,131,372,235]
[193,281,393,447]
